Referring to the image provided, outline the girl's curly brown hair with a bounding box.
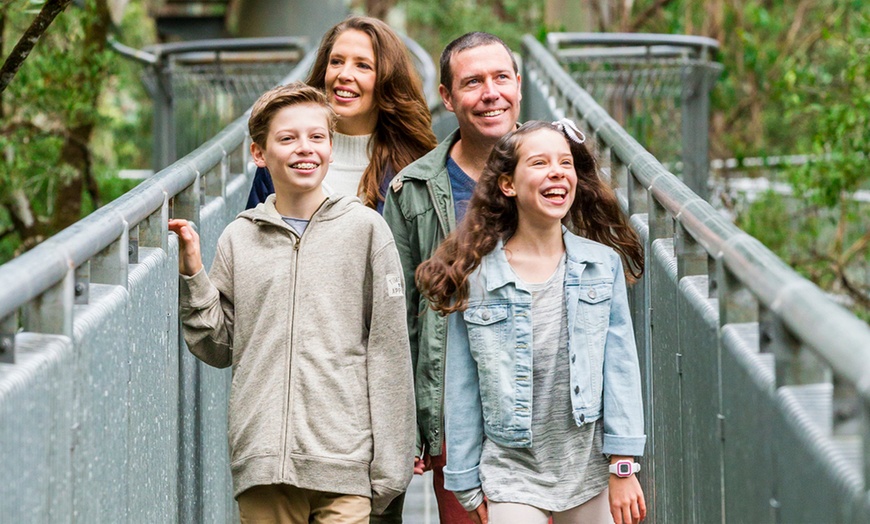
[416,121,644,315]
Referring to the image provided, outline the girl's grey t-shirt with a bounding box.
[479,256,610,511]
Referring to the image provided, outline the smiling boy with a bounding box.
[169,82,415,523]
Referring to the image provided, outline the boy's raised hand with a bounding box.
[168,219,203,276]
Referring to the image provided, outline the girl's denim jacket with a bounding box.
[443,228,646,492]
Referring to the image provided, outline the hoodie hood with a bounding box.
[238,193,362,229]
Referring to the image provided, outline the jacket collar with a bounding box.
[480,227,602,291]
[399,129,460,182]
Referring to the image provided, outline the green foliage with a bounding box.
[401,0,545,62]
[782,12,869,205]
[0,0,155,262]
[617,0,869,315]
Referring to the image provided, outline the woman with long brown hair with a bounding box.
[247,16,436,213]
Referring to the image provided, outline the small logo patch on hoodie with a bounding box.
[386,274,403,297]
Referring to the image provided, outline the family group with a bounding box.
[168,15,646,524]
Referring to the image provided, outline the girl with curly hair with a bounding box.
[417,120,647,524]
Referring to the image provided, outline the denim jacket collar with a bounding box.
[482,226,602,292]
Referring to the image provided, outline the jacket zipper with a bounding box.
[426,181,450,239]
[280,198,328,478]
[427,180,449,453]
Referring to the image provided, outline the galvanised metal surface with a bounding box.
[70,284,131,522]
[127,247,180,521]
[196,197,236,523]
[678,275,722,523]
[523,33,870,522]
[720,322,776,522]
[628,215,650,441]
[648,238,682,524]
[0,334,73,523]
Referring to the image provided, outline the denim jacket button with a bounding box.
[574,386,580,395]
[481,311,490,321]
[588,289,597,299]
[579,414,585,423]
[571,354,576,363]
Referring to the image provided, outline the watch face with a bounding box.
[618,462,631,476]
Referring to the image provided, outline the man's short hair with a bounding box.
[248,82,337,149]
[439,32,518,92]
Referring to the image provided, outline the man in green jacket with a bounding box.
[382,32,521,523]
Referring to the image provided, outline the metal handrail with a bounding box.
[547,32,719,59]
[146,36,309,59]
[110,36,309,66]
[401,34,439,107]
[525,33,870,398]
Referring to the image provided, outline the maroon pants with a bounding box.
[429,446,553,524]
[429,449,475,524]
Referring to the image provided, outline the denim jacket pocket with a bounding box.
[577,282,612,334]
[463,304,511,430]
[574,281,613,411]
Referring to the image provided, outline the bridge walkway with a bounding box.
[1,27,868,524]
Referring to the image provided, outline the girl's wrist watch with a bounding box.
[609,460,641,478]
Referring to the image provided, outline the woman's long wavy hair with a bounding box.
[306,16,437,208]
[417,121,644,315]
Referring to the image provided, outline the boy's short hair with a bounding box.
[248,82,337,149]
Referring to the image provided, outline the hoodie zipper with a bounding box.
[280,197,329,479]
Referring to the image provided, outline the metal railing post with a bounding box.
[681,64,717,199]
[153,62,176,170]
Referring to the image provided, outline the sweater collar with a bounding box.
[332,132,371,168]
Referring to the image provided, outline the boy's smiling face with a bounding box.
[251,102,333,204]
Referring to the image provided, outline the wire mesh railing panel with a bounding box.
[171,58,303,159]
[563,58,710,166]
[547,33,722,198]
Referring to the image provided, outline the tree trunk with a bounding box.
[365,0,395,20]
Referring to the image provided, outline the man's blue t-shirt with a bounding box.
[447,156,476,224]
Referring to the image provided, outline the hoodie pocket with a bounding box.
[291,356,372,463]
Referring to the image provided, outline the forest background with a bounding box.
[0,0,867,318]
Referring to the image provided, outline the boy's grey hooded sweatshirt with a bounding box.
[179,194,415,514]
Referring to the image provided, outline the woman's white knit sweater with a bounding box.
[323,132,371,198]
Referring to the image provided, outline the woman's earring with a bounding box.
[505,190,516,196]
